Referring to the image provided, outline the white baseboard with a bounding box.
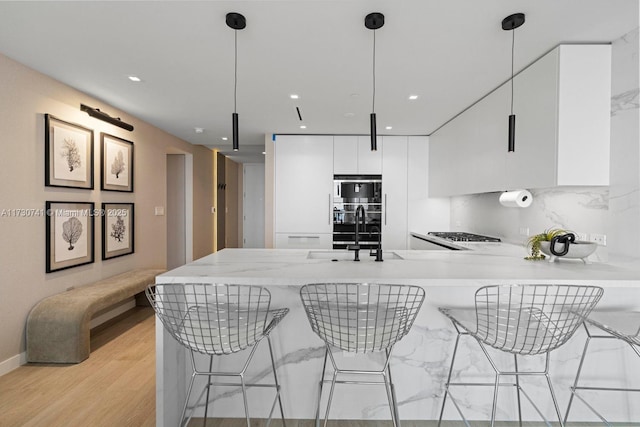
[0,351,26,377]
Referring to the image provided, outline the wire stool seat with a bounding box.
[300,283,425,427]
[438,284,603,427]
[564,311,640,425]
[147,283,289,427]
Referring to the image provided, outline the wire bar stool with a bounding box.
[438,284,603,427]
[147,283,289,427]
[564,311,640,425]
[300,283,425,427]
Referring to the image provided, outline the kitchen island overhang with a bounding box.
[154,249,640,426]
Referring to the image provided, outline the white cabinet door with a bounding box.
[382,136,408,249]
[334,135,382,175]
[428,84,508,197]
[428,120,462,197]
[274,135,333,236]
[357,136,383,174]
[408,136,451,233]
[506,47,559,189]
[467,82,510,193]
[333,136,358,175]
[555,45,611,186]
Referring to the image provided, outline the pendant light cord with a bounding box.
[510,28,515,115]
[234,29,238,114]
[372,30,376,114]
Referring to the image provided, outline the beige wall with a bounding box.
[0,53,214,367]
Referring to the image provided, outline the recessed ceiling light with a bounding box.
[194,127,204,134]
[262,151,266,155]
[350,93,359,98]
[344,112,355,118]
[300,125,307,129]
[128,76,142,82]
[290,94,299,99]
[221,137,228,141]
[408,95,419,100]
[385,126,392,130]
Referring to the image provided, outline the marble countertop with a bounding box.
[157,247,640,287]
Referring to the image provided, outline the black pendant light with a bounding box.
[502,13,525,153]
[365,12,384,152]
[227,12,246,152]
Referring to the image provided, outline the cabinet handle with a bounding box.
[384,194,387,225]
[288,235,320,239]
[328,193,332,225]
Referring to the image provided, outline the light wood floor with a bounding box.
[0,307,631,427]
[0,307,155,427]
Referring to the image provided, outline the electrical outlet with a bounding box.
[590,233,607,246]
[519,227,529,236]
[576,232,588,242]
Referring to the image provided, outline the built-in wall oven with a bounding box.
[332,175,382,250]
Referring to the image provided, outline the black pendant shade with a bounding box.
[508,114,516,152]
[502,13,525,153]
[365,12,384,152]
[370,113,377,151]
[227,12,245,152]
[232,112,239,151]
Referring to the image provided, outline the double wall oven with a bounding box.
[332,175,382,250]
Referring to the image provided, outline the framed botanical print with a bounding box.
[45,115,94,189]
[102,203,134,260]
[45,201,95,273]
[101,133,134,192]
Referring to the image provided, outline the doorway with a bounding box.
[243,163,265,248]
[166,153,193,269]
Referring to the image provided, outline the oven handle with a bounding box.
[384,194,387,225]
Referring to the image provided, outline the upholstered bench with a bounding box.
[26,269,164,364]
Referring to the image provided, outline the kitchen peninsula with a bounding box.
[155,249,640,426]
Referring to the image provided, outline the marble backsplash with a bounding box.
[608,27,640,260]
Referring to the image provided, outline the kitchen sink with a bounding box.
[307,250,403,261]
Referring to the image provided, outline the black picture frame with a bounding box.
[45,114,94,189]
[101,133,134,192]
[102,203,134,260]
[45,201,95,273]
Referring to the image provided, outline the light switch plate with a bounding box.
[154,206,165,216]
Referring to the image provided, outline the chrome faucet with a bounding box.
[348,205,366,261]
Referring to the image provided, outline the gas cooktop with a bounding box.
[427,232,501,242]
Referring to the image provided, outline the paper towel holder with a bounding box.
[499,189,533,208]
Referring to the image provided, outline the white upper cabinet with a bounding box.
[357,135,383,174]
[274,135,333,238]
[334,135,382,175]
[333,136,358,174]
[429,44,611,197]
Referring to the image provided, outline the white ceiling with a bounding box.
[0,1,637,163]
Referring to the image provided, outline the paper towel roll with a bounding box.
[499,190,533,208]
